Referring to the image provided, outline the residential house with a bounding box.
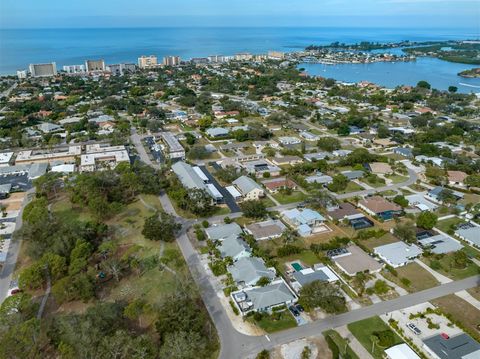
[385,344,421,359]
[290,265,338,294]
[327,203,374,230]
[455,226,480,248]
[415,155,444,167]
[304,152,330,162]
[278,136,301,145]
[219,235,251,262]
[232,176,265,201]
[358,196,403,221]
[418,234,463,254]
[229,257,276,287]
[330,245,383,276]
[282,208,326,237]
[261,177,297,194]
[447,171,468,188]
[271,156,303,166]
[394,147,413,158]
[405,193,439,212]
[367,162,393,175]
[244,219,287,241]
[231,279,297,315]
[206,127,230,138]
[342,170,365,180]
[374,241,423,268]
[305,173,333,185]
[243,159,281,178]
[425,187,464,204]
[205,223,243,242]
[299,131,320,142]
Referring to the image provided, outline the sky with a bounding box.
[1,0,479,29]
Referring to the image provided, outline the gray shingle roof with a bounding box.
[219,235,251,259]
[205,223,243,241]
[229,257,275,286]
[246,281,296,311]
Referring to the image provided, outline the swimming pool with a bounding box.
[292,262,303,272]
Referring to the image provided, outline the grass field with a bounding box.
[348,316,403,359]
[323,330,360,359]
[435,217,465,233]
[432,295,480,342]
[249,310,297,333]
[361,232,399,251]
[336,181,364,194]
[386,174,408,184]
[381,262,439,293]
[272,190,308,205]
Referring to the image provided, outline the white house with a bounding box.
[232,176,265,201]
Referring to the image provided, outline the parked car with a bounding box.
[407,323,421,335]
[289,305,300,317]
[441,333,450,340]
[295,304,304,312]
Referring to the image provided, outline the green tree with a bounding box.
[240,200,267,219]
[393,222,416,243]
[256,349,270,359]
[256,276,271,287]
[298,280,347,313]
[142,212,180,242]
[417,80,431,89]
[416,211,438,230]
[328,174,348,193]
[393,195,409,208]
[317,137,340,151]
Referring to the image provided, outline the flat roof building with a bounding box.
[171,161,224,203]
[85,59,106,72]
[374,241,423,268]
[138,55,158,69]
[29,62,57,77]
[423,333,480,359]
[80,144,130,172]
[16,146,81,165]
[160,132,185,160]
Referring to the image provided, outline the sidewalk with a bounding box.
[336,325,374,359]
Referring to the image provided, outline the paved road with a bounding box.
[333,168,418,200]
[0,189,34,304]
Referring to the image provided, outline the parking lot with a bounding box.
[381,302,463,351]
[198,165,241,213]
[143,136,164,164]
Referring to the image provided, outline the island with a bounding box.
[458,68,480,78]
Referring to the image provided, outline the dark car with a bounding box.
[295,304,304,312]
[289,306,300,316]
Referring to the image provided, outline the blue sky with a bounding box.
[1,0,479,28]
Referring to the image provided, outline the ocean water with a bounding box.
[0,27,479,91]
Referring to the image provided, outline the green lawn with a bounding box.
[272,191,308,205]
[379,190,397,196]
[260,197,277,208]
[276,250,321,273]
[423,249,480,280]
[386,175,408,184]
[336,181,364,194]
[381,262,439,293]
[436,217,465,234]
[348,316,403,359]
[323,330,360,359]
[249,310,297,333]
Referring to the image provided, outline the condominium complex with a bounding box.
[163,56,181,66]
[63,64,86,74]
[85,59,106,72]
[80,144,130,172]
[15,146,82,165]
[29,62,57,77]
[107,63,137,76]
[159,132,185,160]
[138,55,158,69]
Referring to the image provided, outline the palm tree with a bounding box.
[370,335,379,354]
